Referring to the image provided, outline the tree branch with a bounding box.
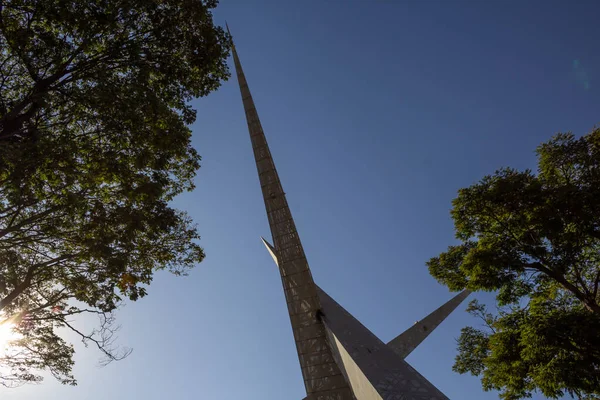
[61,316,132,365]
[0,254,75,310]
[0,206,61,239]
[0,265,36,310]
[593,271,600,301]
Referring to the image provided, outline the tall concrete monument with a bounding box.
[229,29,470,400]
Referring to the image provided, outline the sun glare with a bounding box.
[0,321,20,356]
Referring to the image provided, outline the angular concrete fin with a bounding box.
[260,237,278,265]
[317,286,449,399]
[387,289,471,359]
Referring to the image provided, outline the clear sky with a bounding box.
[6,1,600,399]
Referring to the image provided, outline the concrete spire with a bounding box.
[387,290,471,359]
[235,28,465,399]
[231,34,354,400]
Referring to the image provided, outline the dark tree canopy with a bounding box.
[428,129,600,399]
[0,0,230,386]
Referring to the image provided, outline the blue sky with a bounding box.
[6,1,600,399]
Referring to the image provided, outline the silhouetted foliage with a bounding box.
[428,129,600,399]
[0,0,230,386]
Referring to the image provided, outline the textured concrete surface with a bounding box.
[325,326,382,400]
[231,40,354,400]
[387,290,471,359]
[318,287,449,400]
[265,236,452,400]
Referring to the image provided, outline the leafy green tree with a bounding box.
[428,129,600,399]
[0,0,229,386]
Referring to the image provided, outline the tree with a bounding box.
[0,0,230,386]
[428,129,600,399]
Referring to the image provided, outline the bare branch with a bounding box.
[61,315,132,366]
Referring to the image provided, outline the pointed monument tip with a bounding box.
[387,288,472,359]
[261,237,279,266]
[225,21,236,51]
[260,236,275,252]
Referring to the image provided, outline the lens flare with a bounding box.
[0,319,21,356]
